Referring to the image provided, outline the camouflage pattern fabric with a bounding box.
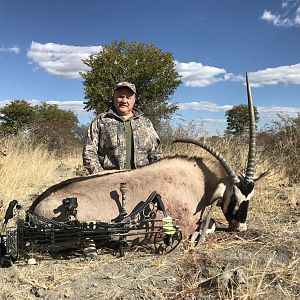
[83,107,162,174]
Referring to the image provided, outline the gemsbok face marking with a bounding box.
[222,179,255,231]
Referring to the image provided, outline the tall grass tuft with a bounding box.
[258,114,300,184]
[0,136,81,212]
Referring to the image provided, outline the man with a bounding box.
[83,82,162,174]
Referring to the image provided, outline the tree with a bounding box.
[32,102,80,151]
[0,100,36,134]
[225,104,259,135]
[0,100,81,152]
[81,40,181,126]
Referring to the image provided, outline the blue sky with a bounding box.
[1,0,300,135]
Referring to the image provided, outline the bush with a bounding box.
[0,101,84,154]
[258,114,300,184]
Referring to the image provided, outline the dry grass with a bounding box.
[0,136,299,299]
[0,137,81,212]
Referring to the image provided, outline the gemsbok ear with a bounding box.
[240,171,269,182]
[253,171,270,182]
[210,183,226,203]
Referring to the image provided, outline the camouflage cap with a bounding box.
[115,82,136,94]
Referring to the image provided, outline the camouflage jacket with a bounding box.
[83,107,162,174]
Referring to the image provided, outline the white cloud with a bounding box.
[224,73,243,82]
[202,118,226,123]
[295,6,300,23]
[177,100,300,119]
[0,46,20,54]
[261,1,300,27]
[258,105,300,119]
[201,118,226,132]
[178,101,232,112]
[175,60,300,88]
[175,60,227,87]
[248,63,300,87]
[0,100,12,107]
[176,117,227,136]
[261,10,280,24]
[0,99,40,107]
[27,42,102,79]
[46,100,86,113]
[201,118,227,135]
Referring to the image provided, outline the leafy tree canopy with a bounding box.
[225,104,259,135]
[0,100,36,134]
[81,40,182,125]
[32,102,79,151]
[0,100,81,152]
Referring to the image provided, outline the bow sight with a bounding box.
[0,184,182,267]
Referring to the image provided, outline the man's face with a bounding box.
[113,87,136,117]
